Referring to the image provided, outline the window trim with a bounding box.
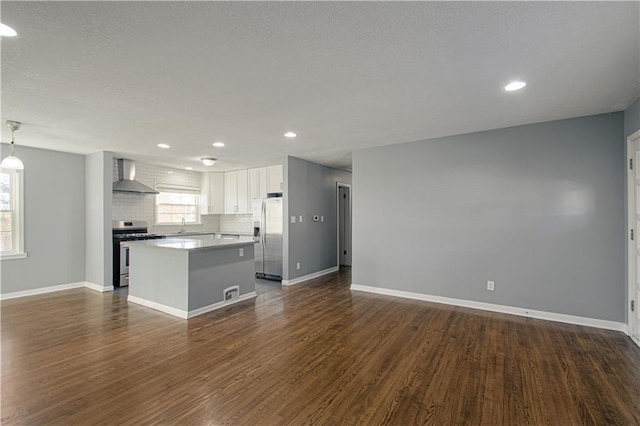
[1,169,26,260]
[154,189,201,226]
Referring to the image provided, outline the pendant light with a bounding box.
[1,121,24,170]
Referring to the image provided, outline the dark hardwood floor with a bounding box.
[2,267,640,425]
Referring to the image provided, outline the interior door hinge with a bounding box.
[632,300,635,312]
[631,158,634,170]
[632,229,634,241]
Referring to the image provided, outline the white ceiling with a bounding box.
[2,1,639,172]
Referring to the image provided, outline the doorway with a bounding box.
[627,129,640,347]
[337,182,352,267]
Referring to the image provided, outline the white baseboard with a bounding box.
[127,295,189,318]
[282,266,339,286]
[187,292,257,318]
[632,335,640,349]
[83,282,114,293]
[0,281,85,300]
[350,283,627,333]
[1,281,115,300]
[127,291,257,319]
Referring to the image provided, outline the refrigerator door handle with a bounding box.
[262,200,267,249]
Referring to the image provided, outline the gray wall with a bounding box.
[353,113,624,323]
[189,244,255,310]
[1,144,86,293]
[85,151,113,288]
[284,156,352,281]
[625,97,639,138]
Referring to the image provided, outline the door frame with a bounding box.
[336,182,352,268]
[627,129,640,346]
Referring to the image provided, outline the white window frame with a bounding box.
[1,169,26,260]
[154,183,201,226]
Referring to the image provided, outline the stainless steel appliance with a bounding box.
[112,221,164,287]
[112,159,159,194]
[252,196,283,280]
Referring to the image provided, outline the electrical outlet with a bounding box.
[487,280,495,291]
[296,262,301,270]
[239,248,244,257]
[291,216,296,224]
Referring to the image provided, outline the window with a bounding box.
[155,190,200,225]
[0,169,25,259]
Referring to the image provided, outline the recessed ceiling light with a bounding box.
[212,142,225,148]
[157,143,170,149]
[167,171,174,174]
[284,131,297,138]
[185,167,193,170]
[0,23,17,38]
[504,81,527,92]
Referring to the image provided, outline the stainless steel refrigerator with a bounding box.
[252,196,283,280]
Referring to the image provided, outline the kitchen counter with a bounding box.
[127,235,256,319]
[158,231,253,238]
[129,235,254,251]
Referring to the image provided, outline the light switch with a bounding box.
[291,216,296,224]
[299,215,303,222]
[321,216,324,222]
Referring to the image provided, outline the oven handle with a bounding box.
[120,242,131,268]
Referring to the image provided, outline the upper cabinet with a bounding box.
[203,164,282,215]
[224,169,249,214]
[248,167,268,201]
[267,165,283,194]
[200,172,225,215]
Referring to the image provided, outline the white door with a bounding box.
[628,131,640,345]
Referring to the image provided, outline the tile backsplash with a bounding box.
[112,159,253,235]
[219,214,253,235]
[112,160,219,233]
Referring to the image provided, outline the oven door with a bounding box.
[120,242,130,287]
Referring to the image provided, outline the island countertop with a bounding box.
[128,235,255,252]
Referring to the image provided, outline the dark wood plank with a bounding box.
[2,268,639,425]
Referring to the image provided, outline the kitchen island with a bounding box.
[126,235,256,319]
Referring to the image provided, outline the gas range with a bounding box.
[112,221,165,287]
[113,232,164,241]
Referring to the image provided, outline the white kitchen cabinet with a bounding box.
[267,164,283,194]
[248,167,268,201]
[200,172,224,214]
[237,170,248,213]
[224,169,249,214]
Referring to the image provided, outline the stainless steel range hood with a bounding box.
[112,159,159,194]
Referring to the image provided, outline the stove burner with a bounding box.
[113,233,164,241]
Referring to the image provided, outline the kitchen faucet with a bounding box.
[180,217,186,233]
